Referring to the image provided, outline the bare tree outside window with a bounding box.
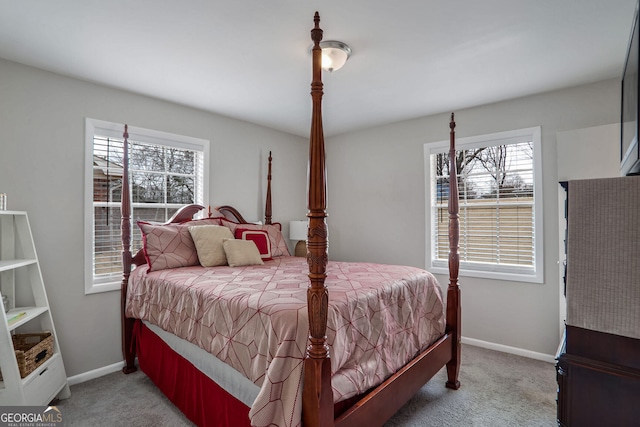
[432,141,535,268]
[92,136,203,281]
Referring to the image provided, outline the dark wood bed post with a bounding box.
[265,151,273,225]
[302,12,334,427]
[445,113,461,389]
[121,125,137,374]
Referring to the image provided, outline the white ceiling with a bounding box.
[0,1,636,137]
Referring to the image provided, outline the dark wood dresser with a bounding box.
[556,177,640,426]
[556,326,640,426]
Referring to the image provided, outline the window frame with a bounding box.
[84,118,210,294]
[424,126,544,283]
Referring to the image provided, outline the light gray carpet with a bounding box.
[56,344,557,426]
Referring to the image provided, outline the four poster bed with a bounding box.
[120,13,461,427]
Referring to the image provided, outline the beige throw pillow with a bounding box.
[223,239,264,267]
[188,225,234,267]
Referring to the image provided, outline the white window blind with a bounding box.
[425,126,543,283]
[85,119,209,294]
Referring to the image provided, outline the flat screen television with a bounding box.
[621,2,640,176]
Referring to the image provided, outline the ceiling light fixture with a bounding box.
[314,40,352,72]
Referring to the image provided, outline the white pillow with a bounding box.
[222,239,264,267]
[188,225,234,267]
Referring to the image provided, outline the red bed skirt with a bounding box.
[134,320,362,425]
[134,320,252,427]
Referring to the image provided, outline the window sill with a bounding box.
[85,280,120,295]
[430,263,543,284]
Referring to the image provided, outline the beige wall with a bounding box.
[326,79,620,357]
[0,58,308,377]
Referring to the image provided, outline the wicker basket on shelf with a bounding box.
[0,331,54,380]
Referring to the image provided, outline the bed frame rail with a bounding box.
[335,334,454,427]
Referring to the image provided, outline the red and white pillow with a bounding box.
[235,228,272,260]
[222,218,290,258]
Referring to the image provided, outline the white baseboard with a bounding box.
[67,361,127,386]
[67,339,555,387]
[462,337,556,363]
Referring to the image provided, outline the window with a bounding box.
[424,126,543,283]
[84,119,209,294]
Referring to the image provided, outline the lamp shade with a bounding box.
[289,220,308,241]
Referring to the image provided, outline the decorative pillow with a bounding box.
[137,222,199,272]
[220,219,291,257]
[235,228,272,260]
[181,217,223,227]
[188,225,234,267]
[222,239,264,267]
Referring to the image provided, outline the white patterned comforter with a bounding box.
[126,256,445,427]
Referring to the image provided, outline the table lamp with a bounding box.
[289,220,308,257]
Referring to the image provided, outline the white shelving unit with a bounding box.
[0,211,70,405]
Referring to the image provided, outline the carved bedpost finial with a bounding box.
[445,112,461,390]
[311,11,323,47]
[448,113,458,283]
[121,124,130,258]
[303,12,333,427]
[307,10,328,360]
[265,151,273,225]
[121,123,136,374]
